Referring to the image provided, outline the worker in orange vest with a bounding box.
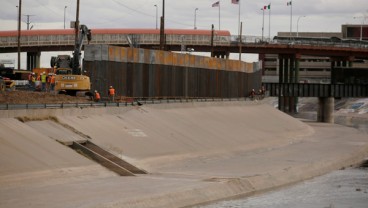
[49,74,56,92]
[94,90,101,102]
[108,86,115,102]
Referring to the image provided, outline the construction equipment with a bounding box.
[50,24,92,96]
[0,66,16,91]
[0,76,5,91]
[0,76,15,91]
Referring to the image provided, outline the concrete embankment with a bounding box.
[0,101,367,208]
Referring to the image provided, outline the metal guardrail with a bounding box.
[0,97,250,110]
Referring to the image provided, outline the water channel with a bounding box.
[197,109,368,208]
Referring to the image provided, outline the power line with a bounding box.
[111,0,193,27]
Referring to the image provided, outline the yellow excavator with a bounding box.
[50,24,92,96]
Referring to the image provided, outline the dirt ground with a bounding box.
[0,90,92,104]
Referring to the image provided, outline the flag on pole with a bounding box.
[231,0,239,4]
[263,4,271,10]
[287,1,292,6]
[212,1,219,7]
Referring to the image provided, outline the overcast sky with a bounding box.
[0,0,367,67]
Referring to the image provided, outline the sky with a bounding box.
[0,0,367,68]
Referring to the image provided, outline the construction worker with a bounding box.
[94,90,101,102]
[28,73,33,87]
[108,86,115,102]
[41,72,47,91]
[49,74,56,92]
[31,73,36,89]
[28,73,35,89]
[249,89,256,100]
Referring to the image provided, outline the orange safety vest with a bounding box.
[109,88,115,95]
[95,92,101,100]
[50,76,55,84]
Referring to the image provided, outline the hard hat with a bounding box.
[110,86,112,88]
[95,90,97,92]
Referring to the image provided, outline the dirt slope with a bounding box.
[0,91,92,104]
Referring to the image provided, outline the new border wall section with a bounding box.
[84,45,262,98]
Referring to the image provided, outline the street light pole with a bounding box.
[154,5,158,29]
[194,8,198,29]
[287,1,293,38]
[297,15,306,37]
[354,13,367,41]
[64,6,67,29]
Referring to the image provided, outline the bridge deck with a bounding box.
[264,83,368,98]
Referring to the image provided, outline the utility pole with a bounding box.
[24,14,35,30]
[75,0,80,49]
[239,22,242,61]
[17,0,22,71]
[210,24,214,57]
[159,0,165,50]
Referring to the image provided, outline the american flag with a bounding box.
[231,0,239,4]
[212,1,220,7]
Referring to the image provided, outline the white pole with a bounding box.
[238,0,240,36]
[297,16,306,37]
[262,8,264,42]
[194,8,198,29]
[290,1,293,38]
[219,1,221,30]
[268,3,271,40]
[154,5,158,29]
[64,6,67,29]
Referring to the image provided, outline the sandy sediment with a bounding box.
[0,101,367,208]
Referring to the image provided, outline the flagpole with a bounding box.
[268,3,271,40]
[238,0,240,36]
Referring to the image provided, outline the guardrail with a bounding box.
[0,97,251,110]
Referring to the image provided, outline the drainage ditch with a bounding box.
[68,140,147,176]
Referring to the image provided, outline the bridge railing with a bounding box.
[264,82,368,98]
[0,33,232,48]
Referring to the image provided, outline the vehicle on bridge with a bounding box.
[51,25,92,96]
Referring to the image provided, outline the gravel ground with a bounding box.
[0,90,92,104]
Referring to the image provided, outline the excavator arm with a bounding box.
[72,24,92,75]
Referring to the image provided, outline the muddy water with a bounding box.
[198,168,368,208]
[198,115,368,208]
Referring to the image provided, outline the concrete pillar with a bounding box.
[283,57,289,112]
[294,56,300,113]
[26,52,41,71]
[288,57,295,113]
[317,97,334,123]
[278,56,284,111]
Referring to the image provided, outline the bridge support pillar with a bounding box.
[26,52,41,71]
[317,97,334,123]
[278,54,300,113]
